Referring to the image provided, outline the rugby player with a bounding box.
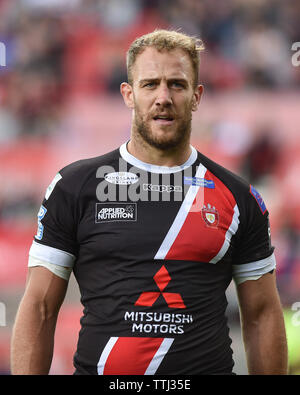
[11,30,288,375]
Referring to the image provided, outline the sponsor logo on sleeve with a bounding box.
[45,173,62,200]
[250,185,267,214]
[36,205,47,240]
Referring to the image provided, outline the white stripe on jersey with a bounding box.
[144,338,174,375]
[97,337,174,375]
[209,204,240,264]
[154,163,207,260]
[97,337,119,375]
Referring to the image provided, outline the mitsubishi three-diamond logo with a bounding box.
[135,265,186,309]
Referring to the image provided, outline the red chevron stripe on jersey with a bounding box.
[164,170,237,263]
[97,337,174,375]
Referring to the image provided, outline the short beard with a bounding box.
[133,107,192,151]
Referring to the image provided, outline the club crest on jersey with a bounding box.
[201,204,219,228]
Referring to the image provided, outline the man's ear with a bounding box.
[192,84,204,112]
[120,82,134,109]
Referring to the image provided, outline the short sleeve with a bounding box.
[232,185,276,283]
[29,168,79,266]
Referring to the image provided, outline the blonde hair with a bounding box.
[126,29,205,87]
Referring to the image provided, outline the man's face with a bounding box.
[121,47,203,150]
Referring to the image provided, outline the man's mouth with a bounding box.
[153,115,175,124]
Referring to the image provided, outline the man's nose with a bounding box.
[155,84,172,107]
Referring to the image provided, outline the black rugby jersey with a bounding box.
[29,142,276,375]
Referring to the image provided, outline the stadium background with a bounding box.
[0,0,299,375]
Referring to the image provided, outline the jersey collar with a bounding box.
[119,141,197,174]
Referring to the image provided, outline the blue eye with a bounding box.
[143,82,156,88]
[172,82,184,88]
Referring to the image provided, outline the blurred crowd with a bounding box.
[0,0,300,374]
[0,0,299,140]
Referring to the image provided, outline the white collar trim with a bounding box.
[119,141,197,174]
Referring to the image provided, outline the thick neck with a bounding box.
[127,130,192,168]
[120,141,197,174]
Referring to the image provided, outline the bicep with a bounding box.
[23,266,68,317]
[236,271,282,322]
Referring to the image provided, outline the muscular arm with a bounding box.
[236,271,288,375]
[11,266,68,375]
